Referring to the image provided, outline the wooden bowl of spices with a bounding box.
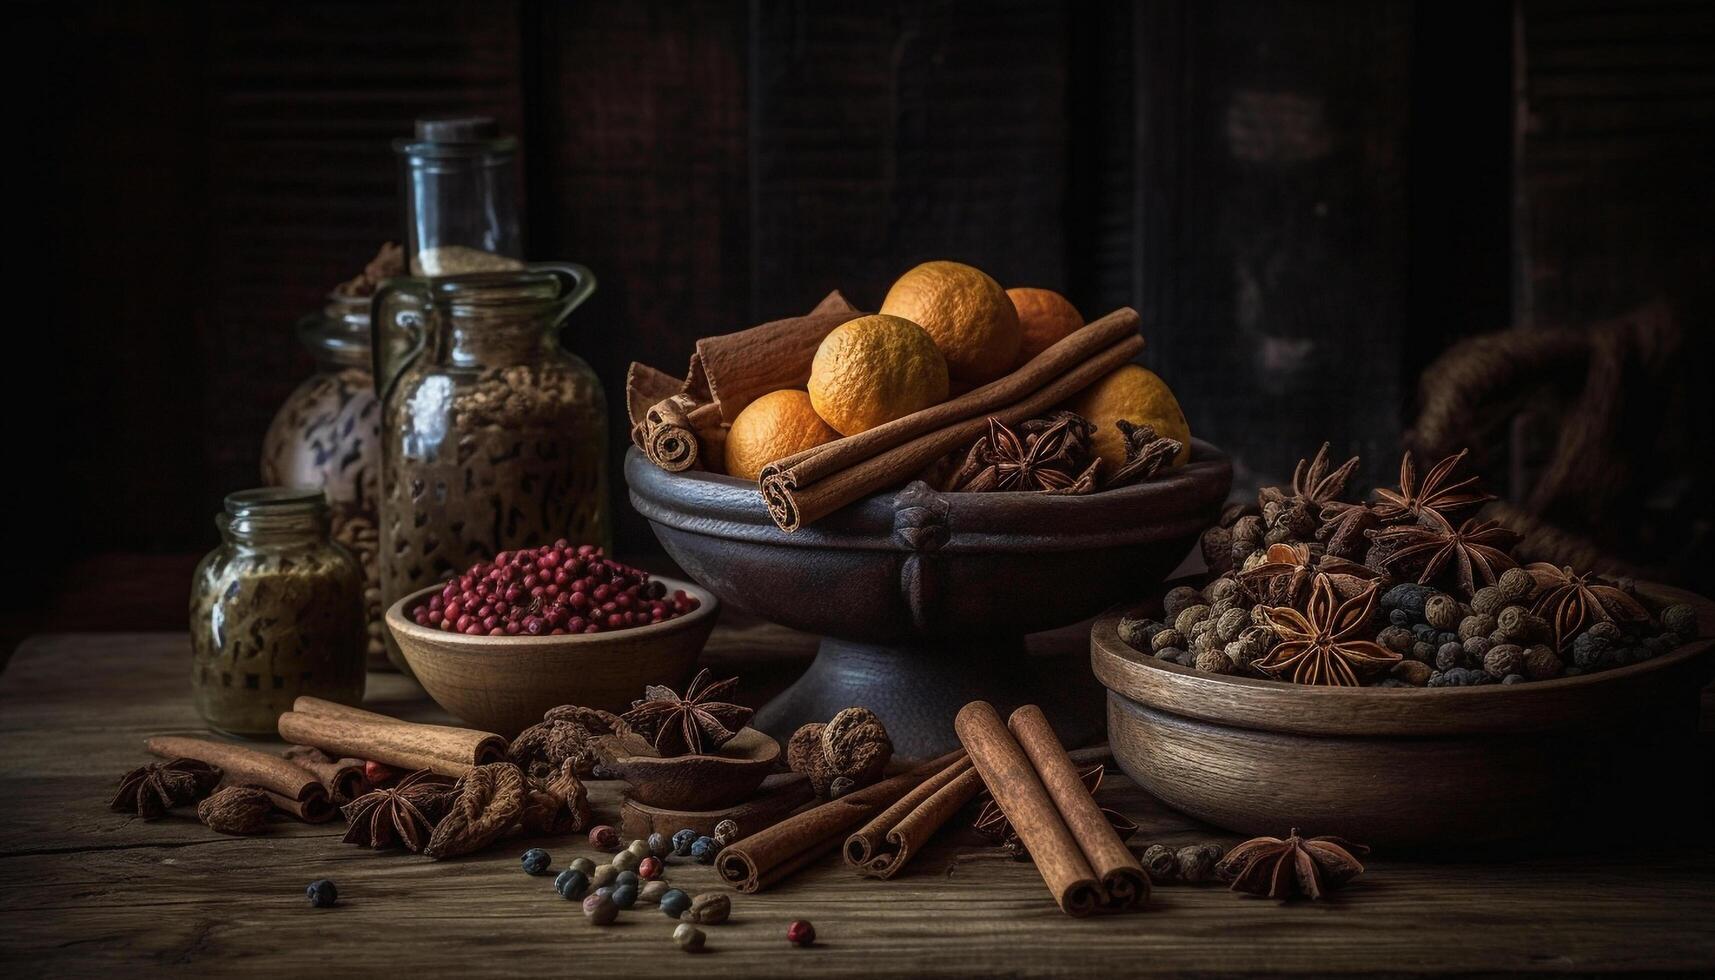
[600,727,782,810]
[385,576,719,737]
[1090,583,1715,851]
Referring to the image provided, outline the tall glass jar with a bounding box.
[395,117,526,277]
[261,288,387,668]
[373,264,609,673]
[190,488,367,737]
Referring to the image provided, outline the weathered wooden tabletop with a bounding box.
[4,626,1714,977]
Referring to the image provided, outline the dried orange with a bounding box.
[880,261,1021,384]
[1064,364,1191,470]
[1007,287,1084,367]
[723,389,840,480]
[808,314,949,436]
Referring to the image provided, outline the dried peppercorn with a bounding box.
[647,832,672,858]
[1175,844,1218,883]
[1174,604,1212,636]
[569,857,596,875]
[556,869,589,900]
[674,923,707,952]
[671,828,698,856]
[1194,649,1235,675]
[713,819,740,847]
[612,849,641,873]
[591,865,618,889]
[660,889,691,917]
[1141,844,1177,881]
[1151,628,1185,653]
[588,825,619,849]
[1434,643,1464,671]
[521,848,552,876]
[1470,586,1503,616]
[612,884,639,910]
[305,879,338,908]
[1522,645,1563,680]
[1424,594,1462,630]
[1163,586,1204,620]
[638,857,662,880]
[691,836,718,863]
[1483,644,1523,678]
[786,920,816,946]
[583,893,618,925]
[1496,566,1535,603]
[1458,614,1495,641]
[640,880,669,904]
[1376,626,1414,654]
[1391,660,1432,687]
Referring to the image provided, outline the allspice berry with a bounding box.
[1163,586,1205,620]
[1205,576,1242,605]
[1117,616,1156,651]
[1662,603,1697,640]
[1151,628,1185,653]
[1470,586,1504,616]
[1175,844,1217,883]
[1522,645,1563,680]
[1392,660,1433,687]
[1214,607,1249,643]
[1458,614,1496,642]
[1194,648,1235,675]
[1497,566,1536,603]
[1174,604,1212,636]
[1141,843,1177,881]
[1484,643,1525,679]
[1424,594,1462,631]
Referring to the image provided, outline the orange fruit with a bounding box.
[1007,287,1084,366]
[1064,364,1191,470]
[880,261,1021,384]
[724,390,841,480]
[808,314,949,436]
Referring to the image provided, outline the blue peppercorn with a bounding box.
[611,884,638,910]
[1435,631,1459,648]
[1388,608,1411,627]
[660,888,691,917]
[1411,623,1438,642]
[648,832,672,858]
[1435,642,1464,672]
[521,848,552,876]
[615,870,640,889]
[691,836,718,863]
[672,829,698,856]
[305,879,338,908]
[1571,633,1611,670]
[555,869,589,900]
[594,886,613,899]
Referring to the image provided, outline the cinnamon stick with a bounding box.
[955,701,1105,916]
[277,697,507,778]
[146,735,335,823]
[281,745,366,804]
[715,749,963,893]
[844,753,979,879]
[1007,705,1147,911]
[759,308,1145,531]
[628,291,864,471]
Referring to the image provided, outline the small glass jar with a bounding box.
[261,290,387,668]
[395,117,526,277]
[190,488,367,736]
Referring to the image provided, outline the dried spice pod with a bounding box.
[342,768,458,852]
[198,786,273,835]
[1217,829,1368,900]
[110,759,222,819]
[508,704,629,780]
[424,762,527,859]
[788,708,894,797]
[519,758,591,836]
[622,670,752,758]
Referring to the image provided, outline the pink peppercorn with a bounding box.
[786,920,815,946]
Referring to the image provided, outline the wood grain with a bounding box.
[3,631,1715,974]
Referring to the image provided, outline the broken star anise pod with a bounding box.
[946,414,1099,494]
[621,669,753,757]
[1257,574,1400,686]
[973,764,1136,859]
[341,768,457,852]
[1105,420,1182,488]
[1371,448,1492,526]
[1261,442,1360,514]
[509,704,630,781]
[1216,828,1369,900]
[1237,542,1384,608]
[110,758,222,819]
[1527,562,1652,651]
[1367,513,1520,598]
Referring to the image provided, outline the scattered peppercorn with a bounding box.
[647,832,672,858]
[1662,603,1698,640]
[660,889,691,917]
[1163,586,1203,620]
[569,856,597,876]
[1522,645,1563,680]
[616,870,641,889]
[1424,594,1462,630]
[828,776,856,798]
[556,869,589,900]
[1469,586,1502,615]
[1175,844,1217,883]
[713,819,739,847]
[583,893,618,925]
[1141,844,1177,881]
[588,825,619,849]
[672,828,698,856]
[640,880,670,904]
[691,836,718,863]
[521,848,552,876]
[591,865,618,889]
[674,923,707,952]
[612,849,641,873]
[612,884,639,910]
[683,892,732,925]
[1496,567,1535,603]
[787,920,816,946]
[305,879,338,908]
[639,857,663,880]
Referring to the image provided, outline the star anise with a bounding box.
[1527,562,1651,650]
[1367,513,1520,598]
[1105,420,1182,488]
[973,764,1136,859]
[1256,574,1399,686]
[341,768,458,852]
[621,669,753,757]
[1261,442,1360,514]
[1317,503,1380,561]
[1216,828,1369,900]
[1371,448,1492,526]
[946,415,1098,494]
[1237,542,1384,607]
[110,759,222,819]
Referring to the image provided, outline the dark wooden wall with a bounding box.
[12,1,1712,618]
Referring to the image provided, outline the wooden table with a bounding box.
[4,627,1715,977]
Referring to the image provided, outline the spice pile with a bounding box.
[1120,445,1701,686]
[410,542,699,637]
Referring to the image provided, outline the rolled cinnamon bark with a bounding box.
[277,697,507,778]
[955,701,1103,916]
[844,754,979,879]
[641,394,706,472]
[715,749,963,893]
[1008,705,1148,911]
[281,745,366,804]
[760,309,1145,531]
[146,735,335,823]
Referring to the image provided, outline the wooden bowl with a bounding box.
[1090,583,1715,851]
[600,727,781,810]
[628,441,1232,756]
[384,576,719,738]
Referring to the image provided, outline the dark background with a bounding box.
[9,0,1713,645]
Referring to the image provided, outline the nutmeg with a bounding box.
[197,786,273,835]
[787,707,893,797]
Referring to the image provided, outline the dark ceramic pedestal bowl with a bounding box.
[626,441,1232,756]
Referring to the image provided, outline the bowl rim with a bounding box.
[1091,580,1715,736]
[603,726,781,769]
[385,573,719,650]
[626,438,1235,552]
